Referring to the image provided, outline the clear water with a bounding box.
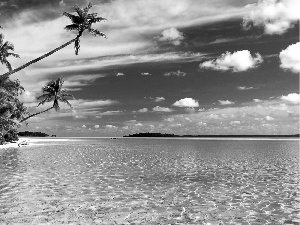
[0,138,299,224]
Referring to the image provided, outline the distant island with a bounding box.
[124,132,300,138]
[18,131,53,137]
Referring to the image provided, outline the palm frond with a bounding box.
[7,53,20,58]
[73,4,83,17]
[83,3,92,16]
[88,16,107,23]
[65,24,80,31]
[88,28,107,38]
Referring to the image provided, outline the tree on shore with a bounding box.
[1,3,106,78]
[0,34,20,72]
[20,78,74,122]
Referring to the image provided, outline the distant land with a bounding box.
[124,132,300,138]
[18,131,56,137]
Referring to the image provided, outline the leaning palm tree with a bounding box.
[1,3,106,77]
[20,77,74,122]
[0,34,20,72]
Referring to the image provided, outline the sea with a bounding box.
[0,137,299,224]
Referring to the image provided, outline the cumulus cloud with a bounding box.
[173,98,199,107]
[155,97,165,102]
[279,42,300,73]
[153,106,173,112]
[18,90,36,103]
[253,99,263,103]
[199,50,263,72]
[94,125,100,128]
[82,125,86,128]
[141,72,151,76]
[265,116,275,121]
[163,70,186,77]
[230,121,241,125]
[116,72,125,76]
[105,125,117,129]
[218,100,235,105]
[158,27,184,46]
[138,108,148,113]
[237,86,255,90]
[243,0,300,35]
[280,93,300,104]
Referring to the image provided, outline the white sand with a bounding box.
[0,138,32,149]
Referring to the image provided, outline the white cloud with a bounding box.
[173,98,199,107]
[218,100,235,105]
[158,27,184,46]
[94,125,100,128]
[135,123,143,126]
[155,97,165,102]
[253,99,263,103]
[237,86,255,90]
[116,72,125,76]
[279,42,300,73]
[164,117,174,122]
[105,125,117,129]
[163,70,186,77]
[230,121,241,125]
[18,90,36,103]
[141,72,151,76]
[82,125,86,128]
[153,106,173,112]
[265,116,275,121]
[243,0,300,35]
[138,108,148,113]
[280,93,300,104]
[199,50,263,72]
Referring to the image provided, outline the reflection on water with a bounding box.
[0,138,299,224]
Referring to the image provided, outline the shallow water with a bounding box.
[0,138,299,224]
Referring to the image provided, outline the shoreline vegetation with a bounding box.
[124,132,300,138]
[0,3,106,145]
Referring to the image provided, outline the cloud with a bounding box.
[138,108,148,113]
[173,98,199,107]
[253,99,263,103]
[280,93,300,104]
[141,72,151,76]
[63,74,105,91]
[155,97,165,102]
[82,125,86,128]
[279,42,300,73]
[18,90,36,103]
[116,72,125,76]
[163,70,186,77]
[243,0,300,35]
[237,86,255,90]
[265,116,275,121]
[230,121,241,125]
[94,125,100,128]
[105,125,117,129]
[70,99,118,109]
[153,106,173,112]
[218,100,235,105]
[158,27,184,46]
[199,50,263,72]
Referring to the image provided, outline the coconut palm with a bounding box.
[20,77,74,122]
[0,34,20,72]
[1,3,106,77]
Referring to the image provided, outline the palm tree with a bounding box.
[0,34,20,72]
[20,77,74,122]
[1,3,106,77]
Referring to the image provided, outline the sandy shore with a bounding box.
[0,138,32,149]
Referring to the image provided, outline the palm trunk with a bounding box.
[1,35,80,77]
[20,106,54,123]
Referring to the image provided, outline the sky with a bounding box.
[0,0,299,136]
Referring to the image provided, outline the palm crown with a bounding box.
[0,34,20,71]
[37,78,74,111]
[63,3,107,55]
